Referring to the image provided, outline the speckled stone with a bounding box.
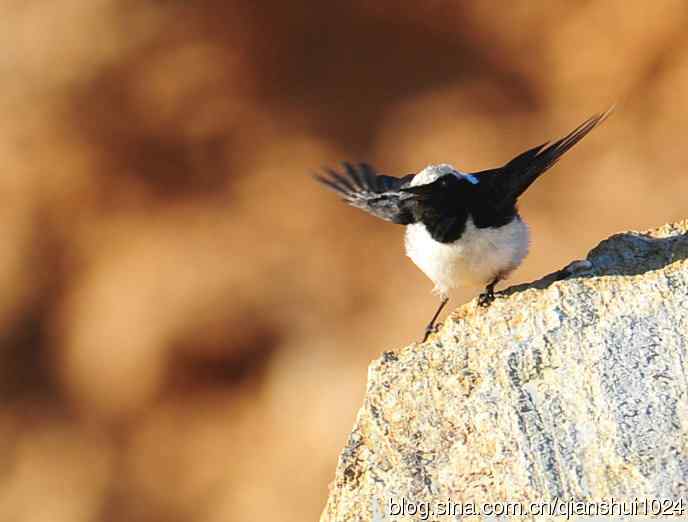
[321,220,688,522]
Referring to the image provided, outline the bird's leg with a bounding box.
[478,277,500,307]
[422,295,449,342]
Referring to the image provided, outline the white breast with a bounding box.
[404,216,529,296]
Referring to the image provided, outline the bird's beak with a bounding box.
[400,184,435,197]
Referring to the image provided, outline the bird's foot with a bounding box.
[477,288,496,308]
[421,295,449,343]
[477,277,500,308]
[422,322,441,343]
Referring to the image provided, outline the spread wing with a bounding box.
[315,162,419,224]
[473,109,612,213]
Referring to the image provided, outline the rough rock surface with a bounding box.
[321,220,688,521]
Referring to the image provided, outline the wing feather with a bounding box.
[315,163,418,224]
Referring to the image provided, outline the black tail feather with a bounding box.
[504,108,613,199]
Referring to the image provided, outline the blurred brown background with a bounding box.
[1,1,687,520]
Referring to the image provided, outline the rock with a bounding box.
[321,220,688,521]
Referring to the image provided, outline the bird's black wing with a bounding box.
[315,162,419,224]
[473,109,612,213]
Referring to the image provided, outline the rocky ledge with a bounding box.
[321,220,688,521]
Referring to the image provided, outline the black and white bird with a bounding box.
[316,111,611,341]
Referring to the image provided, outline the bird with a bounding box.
[315,110,612,342]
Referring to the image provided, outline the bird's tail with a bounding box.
[503,107,614,200]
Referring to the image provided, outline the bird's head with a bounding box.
[401,164,479,200]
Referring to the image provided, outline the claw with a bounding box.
[422,322,440,343]
[478,278,499,307]
[477,291,495,307]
